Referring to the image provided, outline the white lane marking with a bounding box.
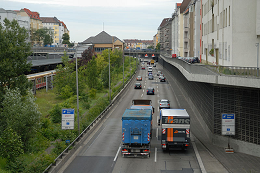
[141,94,143,97]
[154,147,157,162]
[191,134,207,173]
[157,90,158,92]
[143,89,144,92]
[156,127,158,141]
[114,145,121,161]
[157,86,158,88]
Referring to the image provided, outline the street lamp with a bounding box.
[109,49,111,103]
[75,43,80,135]
[256,43,259,77]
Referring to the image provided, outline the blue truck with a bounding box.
[121,109,152,157]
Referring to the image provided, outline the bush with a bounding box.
[88,88,97,99]
[51,141,67,155]
[24,153,55,173]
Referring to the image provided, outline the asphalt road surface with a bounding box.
[61,62,201,173]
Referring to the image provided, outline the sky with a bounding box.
[1,0,182,43]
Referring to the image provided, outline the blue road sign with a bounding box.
[222,114,235,119]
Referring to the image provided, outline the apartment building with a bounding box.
[17,8,42,31]
[201,0,260,67]
[41,17,61,46]
[158,18,172,54]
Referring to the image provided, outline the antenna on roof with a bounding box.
[103,22,104,31]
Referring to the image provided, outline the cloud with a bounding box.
[7,0,155,7]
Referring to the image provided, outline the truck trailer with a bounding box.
[159,109,190,150]
[121,109,152,157]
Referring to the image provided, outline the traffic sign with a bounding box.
[222,113,235,135]
[62,108,75,129]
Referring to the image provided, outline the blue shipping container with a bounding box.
[122,109,152,145]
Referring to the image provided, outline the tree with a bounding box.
[0,18,32,105]
[44,34,53,45]
[0,127,24,163]
[155,42,161,50]
[85,57,98,89]
[62,33,70,44]
[0,87,41,149]
[80,47,96,66]
[31,28,53,46]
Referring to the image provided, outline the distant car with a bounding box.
[148,72,153,76]
[153,64,156,67]
[141,66,145,70]
[157,71,162,76]
[159,99,170,109]
[136,76,142,81]
[148,75,154,80]
[134,83,142,89]
[147,87,155,95]
[159,74,164,79]
[160,76,166,82]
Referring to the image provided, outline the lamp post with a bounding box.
[109,49,111,103]
[256,43,259,77]
[75,44,80,135]
[123,51,124,87]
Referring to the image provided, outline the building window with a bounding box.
[229,6,230,26]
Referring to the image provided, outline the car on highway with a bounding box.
[148,75,154,80]
[141,66,145,70]
[147,87,155,95]
[153,63,156,67]
[136,76,142,81]
[134,83,142,89]
[157,71,162,76]
[148,72,153,76]
[159,74,164,79]
[159,99,170,109]
[160,76,166,82]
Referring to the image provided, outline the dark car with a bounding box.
[147,87,155,95]
[134,83,142,89]
[148,75,154,80]
[160,76,166,82]
[157,71,162,76]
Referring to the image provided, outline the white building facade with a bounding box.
[201,0,260,67]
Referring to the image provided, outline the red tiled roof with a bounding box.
[23,8,41,20]
[177,3,182,7]
[59,20,67,29]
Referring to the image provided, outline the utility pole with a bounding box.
[109,49,111,103]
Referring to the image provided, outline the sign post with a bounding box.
[62,109,75,130]
[222,113,235,153]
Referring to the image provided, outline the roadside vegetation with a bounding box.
[0,18,138,173]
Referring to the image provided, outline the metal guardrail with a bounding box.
[43,70,137,173]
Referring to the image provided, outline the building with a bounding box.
[82,31,124,53]
[201,0,260,67]
[0,8,30,41]
[17,8,42,31]
[41,17,61,46]
[171,3,181,56]
[158,18,172,54]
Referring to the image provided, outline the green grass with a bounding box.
[35,89,63,117]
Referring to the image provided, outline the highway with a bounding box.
[59,62,201,173]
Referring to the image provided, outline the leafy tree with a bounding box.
[43,34,53,45]
[101,64,109,88]
[68,42,74,48]
[54,52,85,96]
[62,33,70,44]
[31,28,53,46]
[0,127,24,163]
[155,42,161,50]
[0,87,41,149]
[0,18,32,106]
[80,47,96,66]
[85,57,98,89]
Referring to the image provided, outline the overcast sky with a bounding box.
[2,0,181,43]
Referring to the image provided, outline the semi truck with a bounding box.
[159,109,190,150]
[131,99,154,114]
[121,109,152,157]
